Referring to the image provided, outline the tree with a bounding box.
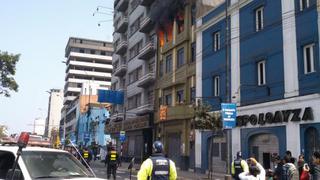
[0,51,20,97]
[0,125,8,138]
[194,101,222,180]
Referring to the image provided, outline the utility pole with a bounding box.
[225,0,232,175]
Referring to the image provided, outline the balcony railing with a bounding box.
[139,16,154,33]
[136,104,154,115]
[138,41,156,60]
[140,0,154,7]
[115,37,128,55]
[115,15,128,33]
[137,71,155,88]
[115,0,129,12]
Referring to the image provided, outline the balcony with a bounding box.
[115,0,129,12]
[138,41,156,60]
[156,105,194,122]
[140,0,154,6]
[137,72,155,88]
[115,37,128,55]
[139,16,154,33]
[136,104,154,115]
[115,15,128,33]
[113,63,127,77]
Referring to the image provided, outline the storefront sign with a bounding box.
[237,107,314,127]
[106,115,150,133]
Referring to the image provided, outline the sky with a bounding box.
[0,0,114,134]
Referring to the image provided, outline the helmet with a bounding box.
[237,151,242,158]
[153,141,163,153]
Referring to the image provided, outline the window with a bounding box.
[303,44,315,74]
[213,76,220,96]
[190,87,196,103]
[191,42,196,62]
[213,32,220,52]
[90,50,95,54]
[129,41,143,59]
[257,61,266,85]
[101,51,106,55]
[130,0,140,14]
[128,94,141,109]
[177,48,184,68]
[255,7,264,32]
[191,3,196,26]
[176,90,184,104]
[128,66,142,84]
[300,0,310,11]
[165,94,172,106]
[159,61,164,77]
[79,49,85,53]
[165,54,172,73]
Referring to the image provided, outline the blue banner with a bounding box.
[98,90,124,104]
[221,103,237,129]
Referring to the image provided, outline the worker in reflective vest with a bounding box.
[231,151,249,180]
[81,147,92,168]
[106,146,120,180]
[138,141,177,180]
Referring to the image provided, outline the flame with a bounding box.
[158,30,165,47]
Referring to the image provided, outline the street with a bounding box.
[91,160,137,180]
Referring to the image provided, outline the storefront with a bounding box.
[105,114,153,163]
[232,94,320,167]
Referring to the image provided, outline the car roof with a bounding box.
[0,146,68,154]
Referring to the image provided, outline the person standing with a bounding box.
[105,146,119,180]
[282,155,298,180]
[273,155,284,180]
[81,147,92,168]
[232,152,249,180]
[297,154,305,178]
[310,151,320,180]
[137,141,177,180]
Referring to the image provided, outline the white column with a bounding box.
[195,130,202,168]
[196,18,203,102]
[286,123,300,158]
[232,128,241,160]
[282,0,299,98]
[230,9,241,104]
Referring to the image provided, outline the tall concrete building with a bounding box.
[61,37,113,139]
[45,89,63,138]
[109,0,156,162]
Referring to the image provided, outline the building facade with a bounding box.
[197,0,320,173]
[61,37,113,140]
[110,0,156,162]
[153,0,197,170]
[45,89,63,138]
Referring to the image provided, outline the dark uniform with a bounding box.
[82,148,92,168]
[105,148,119,180]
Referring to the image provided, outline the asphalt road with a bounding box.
[90,160,137,180]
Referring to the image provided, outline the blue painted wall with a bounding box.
[202,2,226,24]
[295,2,320,95]
[77,107,109,146]
[239,0,284,105]
[240,126,287,159]
[300,123,320,162]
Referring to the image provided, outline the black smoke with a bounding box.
[150,0,186,30]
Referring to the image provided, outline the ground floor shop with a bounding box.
[233,94,320,168]
[105,114,153,163]
[155,119,192,170]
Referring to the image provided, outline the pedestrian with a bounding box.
[310,151,320,180]
[273,155,284,180]
[137,141,177,180]
[232,151,249,180]
[297,154,305,178]
[239,165,263,180]
[300,163,311,180]
[282,155,299,180]
[81,147,92,168]
[105,145,120,180]
[246,158,266,180]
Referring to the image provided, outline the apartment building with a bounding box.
[45,89,63,138]
[60,37,113,140]
[110,0,156,162]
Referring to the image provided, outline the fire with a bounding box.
[157,22,173,47]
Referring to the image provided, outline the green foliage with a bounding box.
[0,125,8,138]
[194,102,222,131]
[0,51,20,97]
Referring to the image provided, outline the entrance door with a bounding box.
[305,127,320,162]
[249,133,279,169]
[167,133,181,167]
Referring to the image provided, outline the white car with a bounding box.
[0,146,104,180]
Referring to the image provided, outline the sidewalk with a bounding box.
[117,162,228,180]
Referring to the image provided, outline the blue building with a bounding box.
[77,106,109,147]
[196,0,320,173]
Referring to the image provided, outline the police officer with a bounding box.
[137,141,177,180]
[82,147,92,168]
[105,146,119,180]
[231,151,249,180]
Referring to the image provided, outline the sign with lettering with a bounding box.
[221,103,237,129]
[105,115,150,133]
[236,107,314,127]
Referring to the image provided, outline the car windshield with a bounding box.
[21,151,94,179]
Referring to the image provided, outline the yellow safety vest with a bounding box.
[83,151,89,159]
[110,151,117,161]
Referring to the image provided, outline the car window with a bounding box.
[0,151,15,179]
[21,151,94,179]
